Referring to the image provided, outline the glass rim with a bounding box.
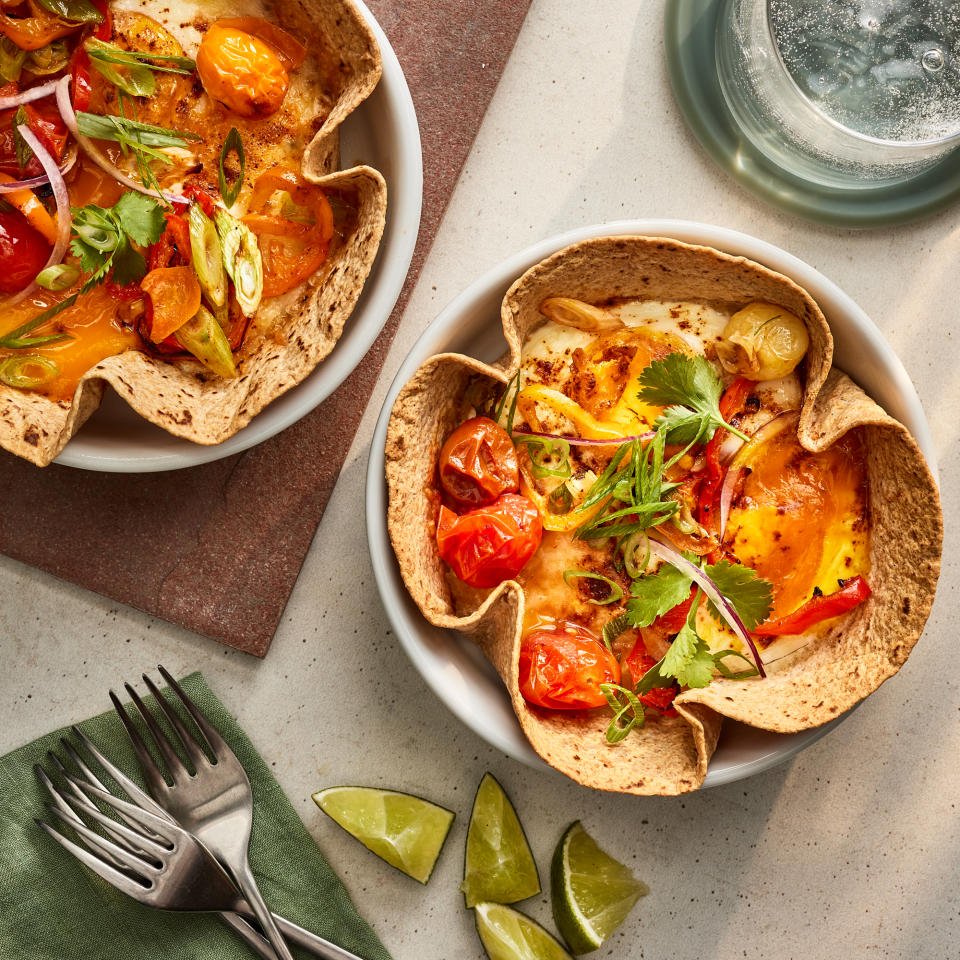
[763,0,960,152]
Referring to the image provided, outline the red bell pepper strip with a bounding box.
[753,576,871,637]
[697,377,754,529]
[70,47,93,113]
[182,184,216,218]
[91,0,112,40]
[148,212,191,270]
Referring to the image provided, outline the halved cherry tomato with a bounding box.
[698,377,754,529]
[438,416,519,508]
[753,576,871,637]
[519,627,620,710]
[623,646,678,714]
[0,208,49,293]
[243,169,334,297]
[196,23,290,118]
[140,265,201,343]
[0,98,66,178]
[436,492,542,588]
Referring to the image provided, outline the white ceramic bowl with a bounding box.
[366,220,938,789]
[56,0,423,472]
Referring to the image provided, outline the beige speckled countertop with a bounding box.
[1,1,956,957]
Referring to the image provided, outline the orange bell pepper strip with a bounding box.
[0,172,57,244]
[140,266,202,343]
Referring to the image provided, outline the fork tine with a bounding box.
[39,765,154,868]
[110,690,170,798]
[157,665,228,754]
[36,819,150,899]
[45,804,161,878]
[64,774,180,845]
[69,726,171,821]
[140,673,208,771]
[124,682,191,782]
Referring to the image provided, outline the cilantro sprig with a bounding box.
[70,192,167,293]
[638,353,751,444]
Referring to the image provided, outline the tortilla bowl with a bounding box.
[384,235,943,795]
[0,0,387,467]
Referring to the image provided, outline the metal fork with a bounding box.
[37,729,362,960]
[109,667,297,960]
[37,758,278,960]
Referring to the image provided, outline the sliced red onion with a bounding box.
[2,125,71,308]
[648,536,766,678]
[718,412,797,540]
[0,78,62,111]
[0,144,78,194]
[54,75,188,205]
[512,429,655,447]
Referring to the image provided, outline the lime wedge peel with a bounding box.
[551,820,649,954]
[475,902,574,960]
[312,785,454,885]
[461,772,541,908]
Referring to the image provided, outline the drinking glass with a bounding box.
[716,0,960,187]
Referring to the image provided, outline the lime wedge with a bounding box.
[312,786,454,884]
[475,902,574,960]
[461,772,540,907]
[551,821,648,954]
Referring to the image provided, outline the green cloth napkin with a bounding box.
[0,673,392,960]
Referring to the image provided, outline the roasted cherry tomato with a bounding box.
[70,47,93,112]
[623,646,678,714]
[0,209,50,293]
[438,416,519,507]
[243,169,334,297]
[753,576,871,637]
[436,492,542,588]
[148,212,191,270]
[519,627,620,710]
[0,0,85,51]
[0,99,67,179]
[196,23,290,117]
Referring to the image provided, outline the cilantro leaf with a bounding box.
[661,622,715,688]
[704,560,773,631]
[70,194,166,293]
[626,564,692,628]
[113,191,167,246]
[638,352,750,443]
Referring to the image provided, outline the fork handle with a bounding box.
[219,911,281,960]
[253,910,365,960]
[233,858,297,960]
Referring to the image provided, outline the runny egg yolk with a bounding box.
[196,25,290,118]
[724,428,870,621]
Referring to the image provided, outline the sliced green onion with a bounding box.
[174,306,236,379]
[188,204,227,308]
[547,482,573,515]
[713,649,760,680]
[621,531,650,579]
[218,127,245,209]
[562,569,624,606]
[12,107,30,170]
[0,38,27,84]
[36,264,81,291]
[601,612,632,653]
[215,210,262,316]
[516,435,572,479]
[85,39,195,74]
[25,40,70,76]
[34,0,103,23]
[0,354,59,389]
[0,296,76,350]
[75,112,201,150]
[493,372,520,432]
[88,51,156,97]
[600,683,645,743]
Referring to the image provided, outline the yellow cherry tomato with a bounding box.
[196,24,290,118]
